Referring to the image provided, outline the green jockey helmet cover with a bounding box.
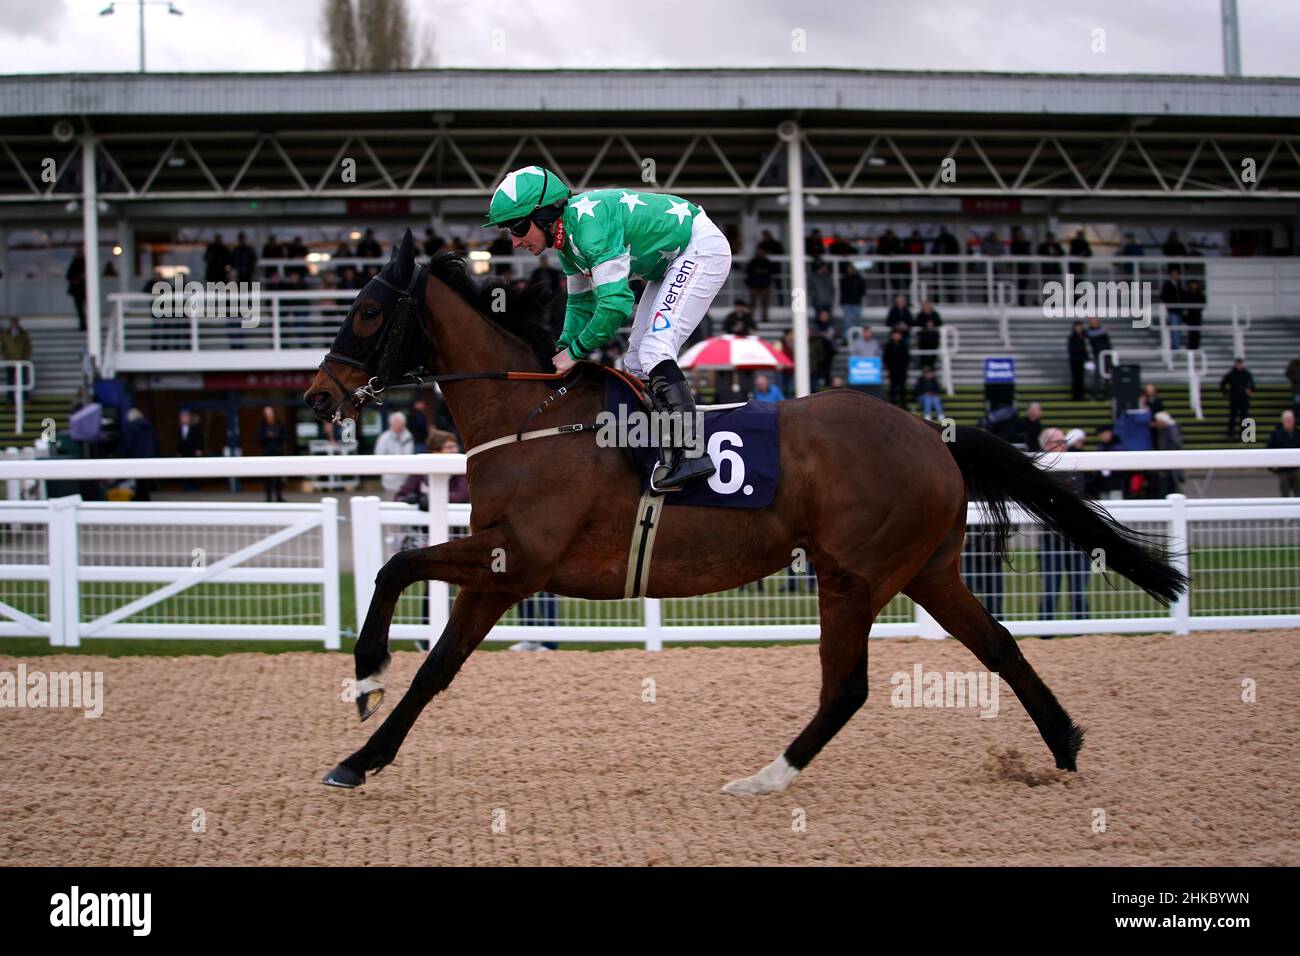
[484,165,571,226]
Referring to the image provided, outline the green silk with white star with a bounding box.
[554,188,702,358]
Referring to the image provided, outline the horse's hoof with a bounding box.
[322,764,365,788]
[721,755,800,797]
[356,687,384,722]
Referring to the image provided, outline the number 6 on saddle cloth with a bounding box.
[604,376,780,510]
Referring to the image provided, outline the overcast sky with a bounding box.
[0,0,1296,76]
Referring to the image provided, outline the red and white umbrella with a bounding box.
[679,334,794,370]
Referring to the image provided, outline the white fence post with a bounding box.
[351,495,382,634]
[916,602,944,640]
[644,597,663,651]
[1168,493,1192,635]
[426,475,451,639]
[320,496,341,649]
[50,494,81,647]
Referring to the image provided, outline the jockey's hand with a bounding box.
[552,349,577,372]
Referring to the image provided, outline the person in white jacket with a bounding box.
[374,411,414,497]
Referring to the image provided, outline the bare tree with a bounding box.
[323,0,359,72]
[322,0,434,71]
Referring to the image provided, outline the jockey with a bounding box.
[485,164,728,492]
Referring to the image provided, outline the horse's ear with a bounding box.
[390,228,417,284]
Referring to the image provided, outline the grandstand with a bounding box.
[1,68,1298,456]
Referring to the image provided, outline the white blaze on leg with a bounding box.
[722,754,800,796]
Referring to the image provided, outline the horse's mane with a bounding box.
[426,251,556,369]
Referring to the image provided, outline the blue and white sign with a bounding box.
[848,356,883,386]
[983,357,1016,383]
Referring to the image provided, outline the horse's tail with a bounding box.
[944,425,1188,605]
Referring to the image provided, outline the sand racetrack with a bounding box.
[1,630,1296,866]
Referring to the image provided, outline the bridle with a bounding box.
[315,258,625,429]
[318,263,433,423]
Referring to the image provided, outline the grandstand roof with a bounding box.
[4,68,1300,122]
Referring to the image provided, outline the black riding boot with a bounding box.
[648,359,715,493]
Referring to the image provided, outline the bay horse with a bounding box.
[305,229,1186,795]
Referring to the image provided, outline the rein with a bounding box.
[318,257,648,453]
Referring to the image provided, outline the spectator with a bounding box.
[932,226,960,301]
[527,255,561,298]
[332,239,354,281]
[0,316,32,403]
[757,229,785,256]
[1085,316,1112,399]
[423,228,445,258]
[395,430,470,507]
[1037,427,1092,621]
[231,231,257,283]
[256,405,288,502]
[1267,410,1300,496]
[850,325,881,358]
[962,521,1005,618]
[1183,279,1205,350]
[261,234,287,278]
[1009,226,1032,305]
[408,398,431,453]
[203,233,232,283]
[876,227,904,293]
[1285,354,1300,417]
[722,301,756,337]
[286,236,310,279]
[884,294,913,337]
[115,408,160,502]
[1119,232,1144,280]
[1219,358,1255,439]
[1120,232,1144,258]
[356,228,383,259]
[375,411,414,498]
[742,246,775,325]
[1068,229,1092,278]
[66,249,87,330]
[1015,401,1045,450]
[805,228,825,260]
[917,316,940,371]
[751,372,785,403]
[1141,383,1165,418]
[839,263,865,332]
[979,229,1003,257]
[883,328,910,408]
[489,228,514,276]
[915,298,942,329]
[809,259,835,328]
[776,328,795,395]
[1091,423,1127,500]
[1067,321,1088,401]
[1162,229,1188,258]
[1150,411,1185,498]
[914,367,944,421]
[1037,231,1065,283]
[810,309,837,390]
[177,408,204,492]
[1160,266,1184,350]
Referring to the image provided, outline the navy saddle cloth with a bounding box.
[603,377,780,509]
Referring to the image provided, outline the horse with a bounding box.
[304,229,1187,795]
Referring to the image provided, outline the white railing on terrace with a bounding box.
[0,360,35,433]
[97,254,1296,376]
[0,449,1297,648]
